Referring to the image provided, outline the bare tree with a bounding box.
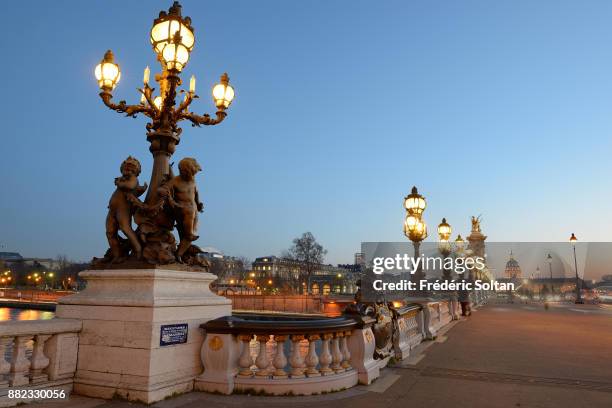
[286,232,327,294]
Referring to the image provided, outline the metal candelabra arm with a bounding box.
[179,110,227,127]
[99,91,156,119]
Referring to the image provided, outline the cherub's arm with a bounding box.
[195,186,204,212]
[134,182,148,197]
[125,192,147,209]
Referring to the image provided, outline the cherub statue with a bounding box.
[105,156,147,262]
[159,157,204,262]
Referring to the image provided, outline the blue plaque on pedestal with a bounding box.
[160,323,189,346]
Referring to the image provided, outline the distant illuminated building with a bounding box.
[504,251,522,279]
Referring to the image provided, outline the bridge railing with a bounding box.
[195,312,387,395]
[0,318,81,405]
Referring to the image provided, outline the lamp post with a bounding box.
[93,1,235,264]
[569,233,583,304]
[437,218,452,280]
[403,187,427,293]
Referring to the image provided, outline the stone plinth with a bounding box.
[55,269,231,404]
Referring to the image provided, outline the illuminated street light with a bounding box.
[437,218,452,281]
[94,50,121,91]
[454,234,465,252]
[403,186,428,293]
[403,186,426,216]
[437,218,452,242]
[546,253,553,280]
[94,3,235,263]
[569,233,583,304]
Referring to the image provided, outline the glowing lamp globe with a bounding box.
[94,50,121,91]
[455,234,464,250]
[150,2,195,72]
[212,73,235,109]
[404,215,427,242]
[569,233,578,245]
[438,218,452,241]
[404,186,426,216]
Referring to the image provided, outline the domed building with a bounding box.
[504,251,522,279]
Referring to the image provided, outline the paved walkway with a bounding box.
[28,302,612,408]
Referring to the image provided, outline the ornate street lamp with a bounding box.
[569,233,583,304]
[92,1,235,266]
[437,218,452,280]
[546,253,553,280]
[454,234,464,253]
[403,187,427,293]
[404,186,426,216]
[437,218,452,242]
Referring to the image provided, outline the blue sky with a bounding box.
[2,1,612,265]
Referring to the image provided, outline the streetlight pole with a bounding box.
[438,218,452,281]
[569,233,583,304]
[546,253,553,298]
[403,186,427,296]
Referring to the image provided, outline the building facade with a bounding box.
[250,256,358,295]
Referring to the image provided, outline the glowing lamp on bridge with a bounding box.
[94,50,121,91]
[437,218,452,242]
[150,1,195,72]
[403,186,426,216]
[569,233,578,245]
[404,214,427,242]
[212,73,235,109]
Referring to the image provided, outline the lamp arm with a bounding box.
[179,110,227,127]
[139,85,160,116]
[175,93,196,115]
[99,91,155,119]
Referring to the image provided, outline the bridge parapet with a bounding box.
[0,318,82,406]
[195,312,387,395]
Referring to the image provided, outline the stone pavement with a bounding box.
[27,302,612,408]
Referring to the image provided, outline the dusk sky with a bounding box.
[2,1,612,266]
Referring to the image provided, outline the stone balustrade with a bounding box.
[421,301,450,339]
[195,313,385,395]
[0,318,81,406]
[439,300,453,326]
[392,304,424,360]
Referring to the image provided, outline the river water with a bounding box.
[0,308,55,321]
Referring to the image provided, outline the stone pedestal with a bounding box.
[55,269,231,404]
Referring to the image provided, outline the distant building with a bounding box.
[250,256,357,295]
[0,252,24,262]
[354,252,365,266]
[0,252,61,270]
[504,251,522,279]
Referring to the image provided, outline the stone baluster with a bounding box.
[272,335,288,378]
[331,333,344,373]
[341,331,352,369]
[319,333,333,375]
[30,334,51,384]
[9,335,32,386]
[237,334,254,377]
[304,334,320,377]
[0,337,12,388]
[255,335,271,377]
[289,335,305,378]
